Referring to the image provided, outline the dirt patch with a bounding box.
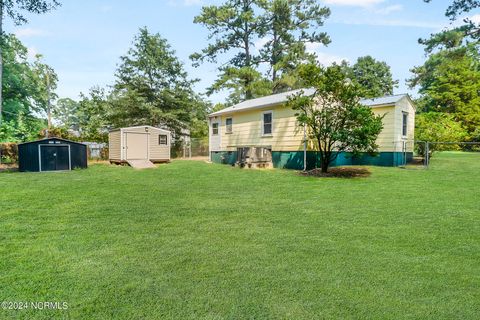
[300,167,371,178]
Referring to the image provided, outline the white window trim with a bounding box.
[262,110,273,136]
[212,122,219,136]
[402,111,408,138]
[225,117,233,134]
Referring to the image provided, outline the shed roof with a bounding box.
[209,89,410,117]
[109,125,171,133]
[18,137,87,146]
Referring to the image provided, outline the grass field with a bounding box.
[1,152,479,319]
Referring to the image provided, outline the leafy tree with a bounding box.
[76,87,110,142]
[415,112,468,155]
[111,28,207,138]
[0,34,53,142]
[287,63,384,173]
[259,0,330,92]
[206,66,272,104]
[408,45,480,135]
[31,54,58,132]
[345,56,398,98]
[421,0,479,53]
[0,0,60,125]
[191,0,265,99]
[53,98,80,130]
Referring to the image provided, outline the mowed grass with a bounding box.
[0,153,479,319]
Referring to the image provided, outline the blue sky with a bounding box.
[7,0,479,103]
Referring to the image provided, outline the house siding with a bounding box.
[209,98,416,168]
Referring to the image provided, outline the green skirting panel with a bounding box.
[210,151,237,165]
[211,151,413,169]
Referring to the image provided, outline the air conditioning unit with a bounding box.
[236,147,272,169]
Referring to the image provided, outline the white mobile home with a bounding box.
[109,126,171,164]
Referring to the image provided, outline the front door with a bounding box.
[126,133,149,160]
[40,146,70,171]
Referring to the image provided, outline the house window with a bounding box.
[262,111,272,135]
[158,135,168,145]
[212,123,219,135]
[226,118,233,134]
[402,112,408,137]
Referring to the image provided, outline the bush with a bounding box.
[415,112,468,156]
[0,143,18,163]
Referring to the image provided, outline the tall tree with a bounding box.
[0,34,53,142]
[287,63,384,173]
[53,97,80,130]
[408,45,480,135]
[259,0,330,92]
[421,0,479,53]
[191,0,265,100]
[31,54,58,134]
[0,0,60,125]
[345,56,398,98]
[111,28,206,137]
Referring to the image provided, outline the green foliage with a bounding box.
[288,63,384,172]
[207,66,272,104]
[53,98,80,130]
[192,0,331,100]
[259,0,330,91]
[0,0,60,25]
[111,28,208,138]
[192,0,265,99]
[421,0,479,53]
[77,87,110,142]
[0,34,53,142]
[409,45,480,136]
[415,112,468,155]
[345,56,398,98]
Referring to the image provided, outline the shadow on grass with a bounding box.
[300,167,371,178]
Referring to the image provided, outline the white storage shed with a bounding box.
[109,126,171,165]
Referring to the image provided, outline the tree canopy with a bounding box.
[287,63,384,173]
[342,56,398,98]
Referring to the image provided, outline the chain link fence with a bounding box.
[171,137,208,159]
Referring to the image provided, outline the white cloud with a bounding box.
[374,4,403,15]
[14,28,48,38]
[323,0,384,7]
[254,37,270,52]
[305,42,348,66]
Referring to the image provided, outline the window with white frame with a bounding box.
[262,111,272,135]
[402,112,408,137]
[226,118,233,134]
[158,135,168,145]
[212,123,219,135]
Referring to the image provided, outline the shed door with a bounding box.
[126,132,148,160]
[41,146,70,171]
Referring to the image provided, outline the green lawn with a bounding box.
[1,152,479,319]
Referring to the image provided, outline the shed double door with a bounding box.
[40,145,70,171]
[126,132,149,160]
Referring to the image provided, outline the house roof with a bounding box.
[209,89,410,117]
